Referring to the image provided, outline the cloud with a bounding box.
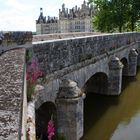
[0,0,86,31]
[0,0,37,31]
[6,0,25,11]
[0,14,35,31]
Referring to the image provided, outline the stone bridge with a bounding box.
[32,32,140,140]
[0,32,140,140]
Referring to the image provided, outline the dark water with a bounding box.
[81,69,140,140]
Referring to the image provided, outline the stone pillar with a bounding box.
[137,42,140,66]
[137,54,140,67]
[128,49,138,76]
[56,79,85,140]
[108,56,123,95]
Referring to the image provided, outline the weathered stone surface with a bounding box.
[58,79,81,98]
[109,56,123,69]
[0,48,25,140]
[32,33,140,105]
[32,32,140,75]
[34,85,45,109]
[137,41,140,66]
[128,49,138,76]
[56,80,85,140]
[27,101,36,140]
[0,31,32,54]
[108,56,123,95]
[0,31,32,46]
[33,32,101,42]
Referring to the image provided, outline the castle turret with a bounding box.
[62,3,65,11]
[36,8,47,24]
[40,8,43,17]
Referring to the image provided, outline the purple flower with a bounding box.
[47,119,55,140]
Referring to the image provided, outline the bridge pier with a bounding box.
[128,49,138,76]
[137,42,140,66]
[108,56,123,95]
[56,79,85,140]
[137,55,140,67]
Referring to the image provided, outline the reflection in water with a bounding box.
[81,69,140,140]
[111,113,140,140]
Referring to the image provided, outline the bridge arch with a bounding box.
[120,57,129,76]
[35,101,56,139]
[83,72,108,95]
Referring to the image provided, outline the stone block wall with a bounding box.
[32,32,140,75]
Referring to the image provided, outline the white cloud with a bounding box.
[6,0,30,12]
[0,0,87,31]
[0,0,37,31]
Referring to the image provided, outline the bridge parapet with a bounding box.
[32,32,140,77]
[0,48,26,140]
[0,31,32,54]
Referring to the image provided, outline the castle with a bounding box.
[36,0,95,34]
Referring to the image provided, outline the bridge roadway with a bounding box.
[0,48,26,140]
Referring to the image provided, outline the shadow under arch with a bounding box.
[81,72,120,139]
[120,57,128,76]
[120,57,137,91]
[83,72,108,95]
[35,101,56,140]
[135,49,139,66]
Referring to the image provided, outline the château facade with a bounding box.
[36,0,95,34]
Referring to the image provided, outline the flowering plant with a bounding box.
[26,128,30,140]
[47,119,55,140]
[26,57,44,101]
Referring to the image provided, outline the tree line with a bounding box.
[89,0,140,32]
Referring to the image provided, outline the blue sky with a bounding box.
[0,0,85,32]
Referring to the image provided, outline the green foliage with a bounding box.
[92,0,115,32]
[89,0,140,32]
[26,49,33,62]
[127,0,140,31]
[135,21,140,31]
[27,80,35,102]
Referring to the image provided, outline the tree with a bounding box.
[89,0,140,32]
[90,0,115,32]
[111,0,128,32]
[127,0,140,31]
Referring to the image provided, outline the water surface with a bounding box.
[81,69,140,140]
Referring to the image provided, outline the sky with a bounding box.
[0,0,86,32]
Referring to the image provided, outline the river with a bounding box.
[81,69,140,140]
